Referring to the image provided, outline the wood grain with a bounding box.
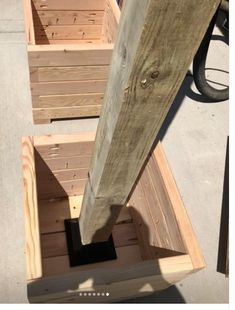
[42,245,142,278]
[31,80,107,95]
[22,137,42,279]
[41,223,137,258]
[35,154,91,172]
[38,196,82,234]
[79,0,220,244]
[37,178,87,199]
[32,0,106,11]
[32,93,104,108]
[129,153,187,261]
[34,25,102,41]
[32,10,104,26]
[34,39,102,44]
[102,0,120,43]
[153,145,205,270]
[30,66,109,82]
[35,140,94,158]
[36,168,88,182]
[38,195,132,234]
[23,133,204,302]
[25,0,118,124]
[28,44,113,67]
[33,133,96,146]
[33,105,101,120]
[28,254,193,302]
[23,0,36,44]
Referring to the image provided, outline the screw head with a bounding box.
[141,78,147,87]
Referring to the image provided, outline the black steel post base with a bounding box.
[64,218,117,267]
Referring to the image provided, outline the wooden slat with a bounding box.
[22,137,42,279]
[35,153,91,172]
[28,254,192,299]
[39,196,82,234]
[35,140,94,158]
[128,152,186,261]
[33,133,96,146]
[102,0,120,43]
[128,180,159,260]
[37,178,87,199]
[79,0,220,244]
[30,66,109,82]
[116,206,132,224]
[37,168,88,182]
[153,144,205,270]
[32,10,104,26]
[38,195,132,234]
[41,223,137,258]
[42,245,142,277]
[32,93,104,108]
[28,254,193,302]
[23,0,30,43]
[34,118,51,124]
[23,0,36,44]
[145,156,186,251]
[40,272,190,303]
[28,44,113,67]
[35,39,102,44]
[44,271,189,303]
[41,232,67,258]
[32,0,106,11]
[35,25,101,40]
[33,105,101,120]
[30,80,107,95]
[112,223,138,247]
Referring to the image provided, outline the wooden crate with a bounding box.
[23,0,120,124]
[22,133,205,303]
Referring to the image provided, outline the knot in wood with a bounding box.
[121,45,127,66]
[151,70,159,79]
[140,69,159,89]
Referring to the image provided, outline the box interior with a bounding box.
[29,0,118,45]
[33,138,187,279]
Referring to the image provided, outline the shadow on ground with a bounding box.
[121,285,185,303]
[217,136,229,276]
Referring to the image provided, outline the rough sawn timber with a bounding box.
[79,0,220,244]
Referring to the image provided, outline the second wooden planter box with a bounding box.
[23,0,120,124]
[22,133,205,303]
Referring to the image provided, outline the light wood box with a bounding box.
[22,133,205,303]
[23,0,120,124]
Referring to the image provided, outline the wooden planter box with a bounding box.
[22,133,205,303]
[23,0,120,124]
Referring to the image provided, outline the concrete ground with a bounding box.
[0,0,229,304]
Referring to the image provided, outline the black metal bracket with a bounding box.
[64,218,117,267]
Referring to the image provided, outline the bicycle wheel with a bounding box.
[193,7,229,102]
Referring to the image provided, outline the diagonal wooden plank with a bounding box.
[79,0,220,244]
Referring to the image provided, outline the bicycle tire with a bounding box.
[193,7,229,102]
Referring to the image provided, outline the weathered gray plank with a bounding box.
[79,0,220,244]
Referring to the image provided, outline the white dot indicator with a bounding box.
[106,293,109,296]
